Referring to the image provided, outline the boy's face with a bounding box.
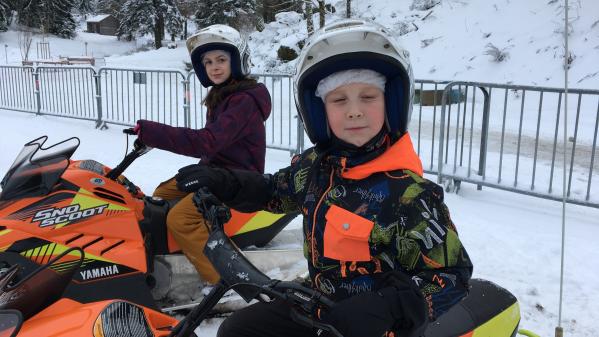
[324,83,386,147]
[202,50,232,85]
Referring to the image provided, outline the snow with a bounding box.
[1,0,598,87]
[1,0,599,335]
[86,14,112,23]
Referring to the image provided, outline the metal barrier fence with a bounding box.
[99,68,187,127]
[435,82,599,208]
[1,65,598,208]
[0,65,302,153]
[37,66,98,122]
[0,66,36,113]
[411,80,451,174]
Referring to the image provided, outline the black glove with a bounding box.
[321,274,428,337]
[133,138,145,151]
[320,288,399,337]
[175,164,240,202]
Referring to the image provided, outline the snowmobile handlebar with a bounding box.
[184,189,343,337]
[105,129,151,180]
[122,128,137,135]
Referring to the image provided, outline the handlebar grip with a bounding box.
[123,128,136,135]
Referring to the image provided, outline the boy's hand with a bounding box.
[320,288,397,337]
[321,282,428,337]
[175,165,239,202]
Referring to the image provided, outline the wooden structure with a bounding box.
[22,56,96,67]
[86,14,119,36]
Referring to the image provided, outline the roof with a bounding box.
[87,14,113,23]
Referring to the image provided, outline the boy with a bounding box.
[176,19,473,337]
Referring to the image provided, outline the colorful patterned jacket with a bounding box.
[138,83,271,173]
[231,132,473,320]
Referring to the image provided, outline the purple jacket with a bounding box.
[138,83,271,173]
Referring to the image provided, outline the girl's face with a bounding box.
[202,50,232,85]
[324,83,386,147]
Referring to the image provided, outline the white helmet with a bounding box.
[187,24,251,87]
[294,18,415,145]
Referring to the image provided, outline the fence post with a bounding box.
[477,86,491,191]
[183,77,191,128]
[296,115,304,155]
[93,70,103,129]
[437,84,450,184]
[33,67,41,115]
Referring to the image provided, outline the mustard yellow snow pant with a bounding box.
[153,178,220,284]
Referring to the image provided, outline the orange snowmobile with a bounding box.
[0,136,537,337]
[0,135,299,336]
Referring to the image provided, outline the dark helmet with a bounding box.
[293,19,415,145]
[186,25,251,87]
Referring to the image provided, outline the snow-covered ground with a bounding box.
[1,0,598,335]
[1,109,598,336]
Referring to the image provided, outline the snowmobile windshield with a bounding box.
[0,136,79,201]
[0,310,22,337]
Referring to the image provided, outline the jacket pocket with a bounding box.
[323,205,374,262]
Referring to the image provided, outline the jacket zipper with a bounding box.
[311,168,335,266]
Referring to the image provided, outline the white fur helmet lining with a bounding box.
[293,18,415,145]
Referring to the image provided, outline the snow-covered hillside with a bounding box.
[1,0,597,88]
[249,0,599,88]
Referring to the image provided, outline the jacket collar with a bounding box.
[338,132,423,180]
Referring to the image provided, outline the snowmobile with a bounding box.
[0,134,302,333]
[0,135,537,337]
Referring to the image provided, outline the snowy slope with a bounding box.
[1,0,597,88]
[250,0,599,89]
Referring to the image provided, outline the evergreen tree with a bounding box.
[77,0,95,14]
[118,0,156,42]
[193,0,218,29]
[194,0,260,31]
[16,0,43,28]
[175,0,196,39]
[40,0,77,38]
[165,0,183,40]
[97,0,124,17]
[118,0,183,49]
[15,0,76,38]
[0,0,11,32]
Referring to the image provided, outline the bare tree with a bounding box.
[346,0,350,18]
[261,0,302,24]
[318,0,324,28]
[305,0,313,36]
[18,29,33,61]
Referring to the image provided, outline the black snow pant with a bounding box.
[216,299,318,337]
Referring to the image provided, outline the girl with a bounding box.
[134,24,271,286]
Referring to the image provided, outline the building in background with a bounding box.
[86,14,119,36]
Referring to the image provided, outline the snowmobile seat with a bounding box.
[423,278,520,337]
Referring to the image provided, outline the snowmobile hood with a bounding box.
[341,132,423,180]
